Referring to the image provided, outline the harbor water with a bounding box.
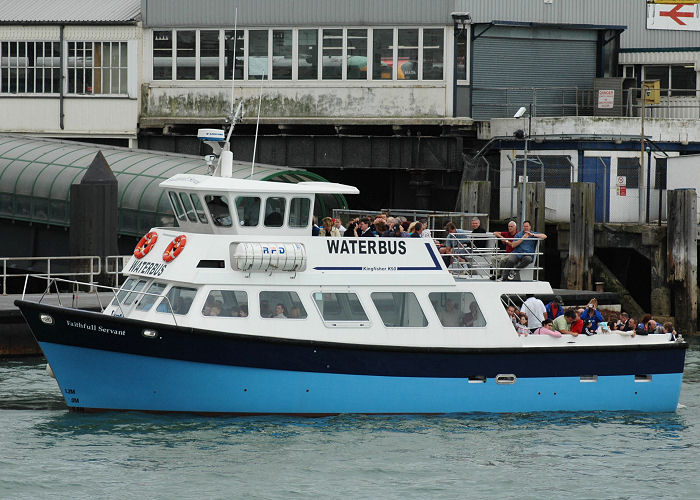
[1,338,700,499]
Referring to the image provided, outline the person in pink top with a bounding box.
[533,318,562,338]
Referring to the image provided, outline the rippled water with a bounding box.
[2,339,700,499]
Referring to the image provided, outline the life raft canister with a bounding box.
[133,231,158,259]
[163,235,187,262]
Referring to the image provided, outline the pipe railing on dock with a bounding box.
[1,256,102,295]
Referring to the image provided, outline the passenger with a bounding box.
[400,220,411,235]
[312,216,321,236]
[320,217,341,236]
[202,295,216,315]
[260,301,272,318]
[623,317,639,336]
[552,309,579,337]
[579,298,604,332]
[533,318,562,337]
[646,319,665,335]
[515,313,529,337]
[570,310,584,336]
[521,294,546,332]
[239,305,249,317]
[439,298,461,327]
[344,218,359,237]
[545,295,564,321]
[289,306,301,319]
[581,319,597,336]
[663,322,677,341]
[493,220,518,253]
[506,305,519,327]
[355,218,377,237]
[419,218,432,239]
[374,220,387,236]
[209,304,222,316]
[461,302,480,327]
[501,221,546,281]
[410,222,423,238]
[469,217,487,249]
[274,303,287,318]
[617,312,630,330]
[407,221,417,235]
[333,218,346,233]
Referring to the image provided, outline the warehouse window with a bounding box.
[176,31,195,80]
[643,65,697,97]
[397,29,418,80]
[0,41,61,93]
[423,29,443,80]
[617,157,640,188]
[153,31,172,80]
[249,30,268,80]
[67,41,128,94]
[322,29,342,79]
[346,29,367,80]
[372,29,393,80]
[224,29,244,80]
[298,29,318,79]
[272,30,292,80]
[200,30,219,80]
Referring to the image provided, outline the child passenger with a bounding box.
[515,313,530,337]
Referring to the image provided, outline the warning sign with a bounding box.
[598,89,615,109]
[618,186,627,197]
[616,176,626,187]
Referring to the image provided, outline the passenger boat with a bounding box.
[15,128,687,415]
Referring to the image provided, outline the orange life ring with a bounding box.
[133,231,158,259]
[163,235,187,262]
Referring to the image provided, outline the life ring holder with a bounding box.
[133,231,158,259]
[163,235,187,262]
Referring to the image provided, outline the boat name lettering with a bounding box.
[262,246,285,254]
[326,239,406,255]
[66,320,126,336]
[128,260,167,276]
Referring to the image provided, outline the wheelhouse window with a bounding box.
[153,31,172,80]
[199,30,219,80]
[429,292,485,328]
[235,196,260,226]
[178,192,198,222]
[190,194,209,223]
[298,29,318,80]
[157,286,197,315]
[346,29,367,80]
[1,41,60,93]
[272,30,292,80]
[617,158,640,188]
[264,197,286,227]
[370,292,428,327]
[313,292,368,322]
[322,29,343,79]
[168,191,187,221]
[123,279,148,306]
[260,291,307,319]
[288,197,311,227]
[249,30,269,80]
[202,290,248,317]
[205,195,232,227]
[115,277,139,305]
[136,282,167,311]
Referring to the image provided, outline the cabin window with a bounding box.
[115,277,139,305]
[169,191,186,221]
[199,30,219,80]
[156,286,197,315]
[202,290,248,317]
[322,29,343,80]
[153,31,172,80]
[264,197,286,227]
[272,30,293,80]
[423,29,444,80]
[313,292,368,322]
[136,282,167,311]
[190,194,209,223]
[298,29,318,79]
[429,292,486,328]
[235,196,260,226]
[249,30,268,80]
[370,292,428,327]
[224,29,244,80]
[288,198,311,227]
[346,29,367,80]
[124,279,149,306]
[206,195,232,227]
[179,192,198,222]
[259,291,307,319]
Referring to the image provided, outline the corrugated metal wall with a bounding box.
[456,0,700,50]
[471,26,597,120]
[142,0,454,27]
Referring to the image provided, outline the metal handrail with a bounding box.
[2,256,101,295]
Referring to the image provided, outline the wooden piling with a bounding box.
[567,182,595,291]
[667,189,697,335]
[517,181,545,232]
[459,180,490,215]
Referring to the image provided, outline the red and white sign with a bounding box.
[618,186,627,197]
[647,3,700,31]
[598,89,615,109]
[616,176,626,187]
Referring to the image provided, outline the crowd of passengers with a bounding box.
[312,215,544,281]
[507,295,678,340]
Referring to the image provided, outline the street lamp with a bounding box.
[513,105,531,227]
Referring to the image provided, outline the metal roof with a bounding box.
[0,135,345,237]
[161,174,359,196]
[0,0,141,24]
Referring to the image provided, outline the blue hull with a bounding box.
[42,342,684,414]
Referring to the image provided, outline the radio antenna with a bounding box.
[224,8,239,145]
[250,72,265,177]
